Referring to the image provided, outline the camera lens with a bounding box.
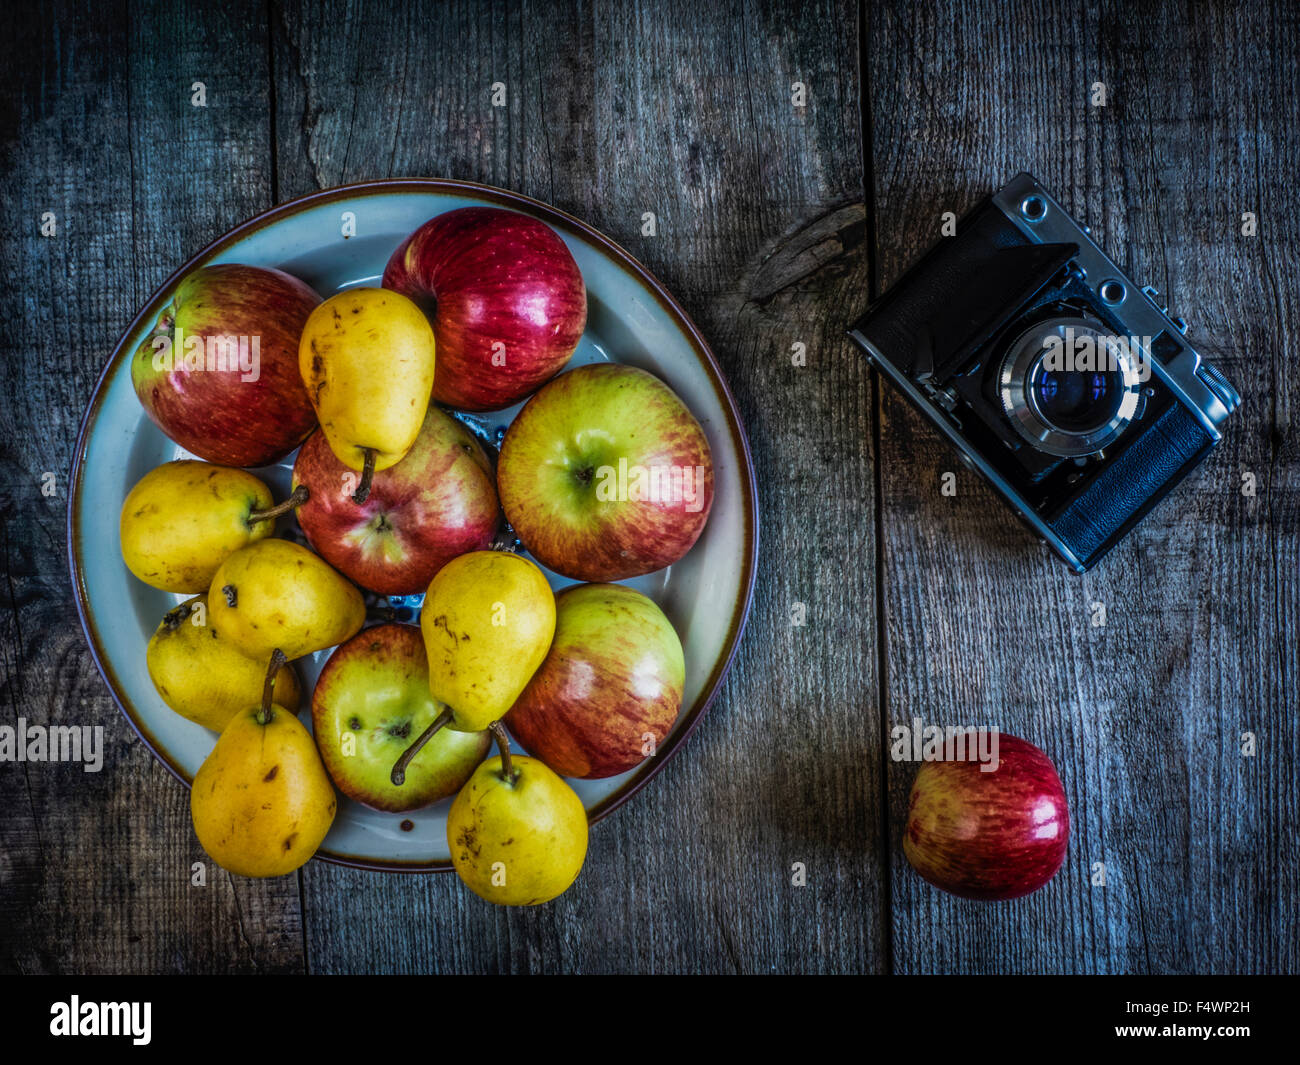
[998,316,1145,457]
[1030,366,1124,434]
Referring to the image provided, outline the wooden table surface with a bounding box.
[1,0,1295,975]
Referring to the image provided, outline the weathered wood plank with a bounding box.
[274,0,882,973]
[4,0,1293,976]
[867,0,1298,973]
[0,0,304,974]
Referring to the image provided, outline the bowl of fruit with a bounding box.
[69,179,758,900]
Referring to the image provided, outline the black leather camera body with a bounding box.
[849,173,1240,572]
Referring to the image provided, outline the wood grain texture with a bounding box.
[0,0,1294,975]
[866,0,1298,973]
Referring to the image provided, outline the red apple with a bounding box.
[902,732,1069,901]
[381,206,587,410]
[292,406,500,596]
[497,364,714,581]
[507,583,684,778]
[131,264,320,466]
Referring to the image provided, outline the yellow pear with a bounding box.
[119,460,303,593]
[208,539,365,660]
[389,552,554,788]
[446,734,587,906]
[147,596,301,731]
[421,551,556,731]
[190,662,336,878]
[298,287,435,503]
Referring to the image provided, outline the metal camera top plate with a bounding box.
[991,174,1238,439]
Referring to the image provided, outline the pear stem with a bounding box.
[352,448,377,504]
[390,707,453,786]
[257,648,287,726]
[489,721,516,784]
[247,484,309,526]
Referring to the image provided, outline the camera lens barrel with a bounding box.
[998,316,1145,457]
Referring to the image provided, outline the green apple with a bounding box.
[311,623,489,812]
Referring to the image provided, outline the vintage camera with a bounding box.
[848,173,1240,572]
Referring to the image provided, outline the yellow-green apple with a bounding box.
[497,364,714,581]
[381,207,586,411]
[291,406,501,596]
[312,623,490,812]
[903,732,1069,900]
[131,264,320,466]
[506,583,684,779]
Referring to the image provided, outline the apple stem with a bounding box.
[352,448,377,504]
[489,721,516,784]
[257,648,287,726]
[149,307,174,339]
[390,707,453,786]
[247,484,310,526]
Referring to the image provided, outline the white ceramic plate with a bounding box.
[69,179,758,871]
